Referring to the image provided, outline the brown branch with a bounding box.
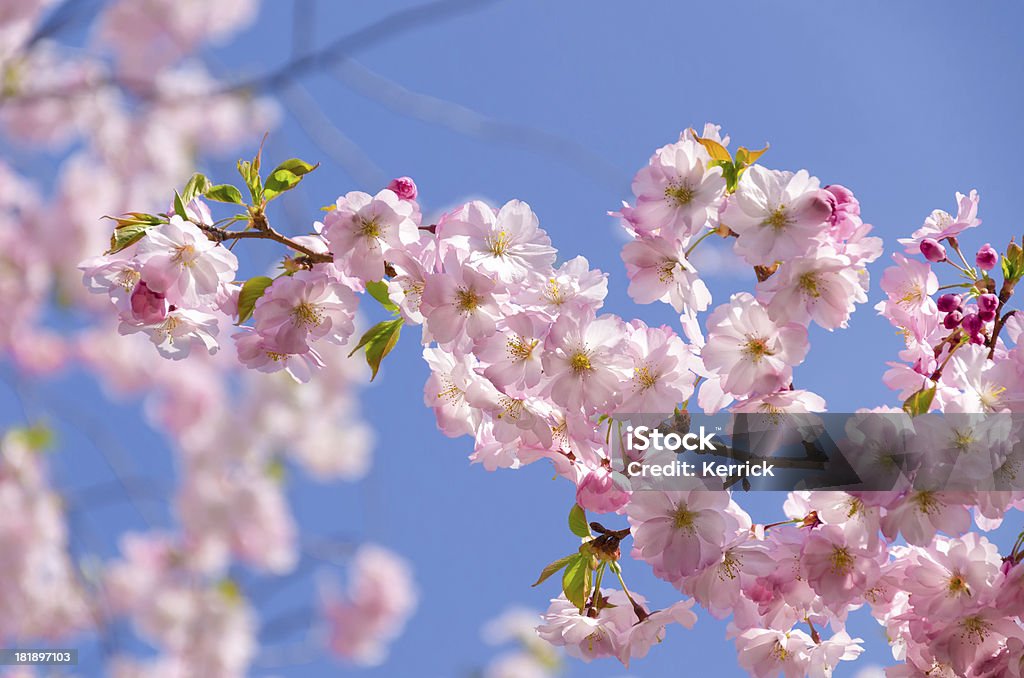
[197,222,333,264]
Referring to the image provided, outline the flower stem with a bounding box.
[684,228,717,258]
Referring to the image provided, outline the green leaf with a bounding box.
[182,173,212,204]
[237,276,274,324]
[205,184,246,205]
[902,385,936,417]
[108,223,153,254]
[366,280,399,313]
[237,159,262,204]
[173,190,188,220]
[561,553,592,611]
[264,158,319,201]
[1006,241,1024,282]
[348,318,403,380]
[531,554,576,587]
[568,504,591,538]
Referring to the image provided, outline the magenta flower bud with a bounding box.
[962,312,983,335]
[943,310,962,330]
[387,176,418,200]
[978,293,999,313]
[130,281,168,324]
[919,238,946,262]
[979,309,996,323]
[975,243,998,271]
[969,332,985,345]
[936,294,961,313]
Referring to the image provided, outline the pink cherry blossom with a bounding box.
[702,293,809,397]
[437,199,556,282]
[723,165,832,266]
[617,321,696,413]
[322,189,419,283]
[627,489,739,581]
[420,257,503,344]
[252,270,358,354]
[136,215,239,308]
[473,312,546,390]
[899,190,981,252]
[628,137,727,237]
[541,312,630,413]
[758,246,867,330]
[620,233,711,313]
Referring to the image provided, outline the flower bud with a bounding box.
[975,243,998,271]
[979,309,996,323]
[920,238,946,263]
[943,310,962,330]
[936,294,961,313]
[130,281,168,324]
[824,184,859,215]
[387,176,418,200]
[978,293,999,313]
[799,190,835,226]
[962,312,983,335]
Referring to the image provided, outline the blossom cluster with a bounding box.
[78,116,1024,675]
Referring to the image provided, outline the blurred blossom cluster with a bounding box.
[0,2,416,676]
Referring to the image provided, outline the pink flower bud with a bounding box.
[943,310,962,330]
[130,281,168,324]
[979,309,996,323]
[800,190,835,226]
[937,294,961,313]
[823,184,859,226]
[975,243,998,271]
[978,293,999,313]
[919,238,946,262]
[387,176,418,201]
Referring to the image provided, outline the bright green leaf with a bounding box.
[264,158,320,201]
[562,553,592,611]
[182,173,212,204]
[108,223,153,254]
[173,190,188,220]
[531,554,576,587]
[902,385,936,417]
[236,276,274,324]
[366,280,399,313]
[348,318,403,380]
[205,184,246,205]
[569,504,591,538]
[237,159,262,204]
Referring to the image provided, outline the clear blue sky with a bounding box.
[4,1,1024,676]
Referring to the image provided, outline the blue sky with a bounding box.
[5,1,1024,676]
